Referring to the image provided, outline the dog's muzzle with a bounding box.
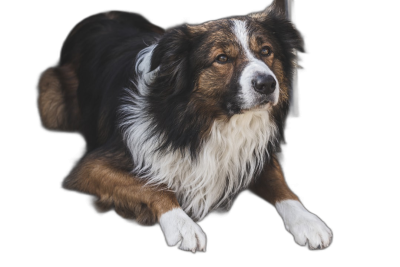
[239,61,280,109]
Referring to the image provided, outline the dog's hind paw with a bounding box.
[159,208,207,252]
[276,200,333,250]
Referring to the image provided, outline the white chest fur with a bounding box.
[121,97,277,220]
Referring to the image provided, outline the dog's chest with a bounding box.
[122,92,277,220]
[155,111,276,220]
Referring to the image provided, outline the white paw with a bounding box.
[276,200,333,249]
[159,208,207,252]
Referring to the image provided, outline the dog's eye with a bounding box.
[261,46,272,57]
[216,54,228,64]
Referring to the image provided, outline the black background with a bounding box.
[7,0,375,266]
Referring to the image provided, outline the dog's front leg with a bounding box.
[63,151,206,252]
[250,155,333,249]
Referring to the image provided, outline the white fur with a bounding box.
[134,44,158,95]
[275,200,333,249]
[120,46,277,220]
[159,208,206,252]
[232,20,280,107]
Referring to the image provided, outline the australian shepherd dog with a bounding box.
[38,0,332,252]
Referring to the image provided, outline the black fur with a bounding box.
[59,11,163,151]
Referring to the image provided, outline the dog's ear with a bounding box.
[249,0,286,18]
[250,1,303,52]
[268,0,289,18]
[150,26,191,71]
[149,26,194,96]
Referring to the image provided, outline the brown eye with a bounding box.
[261,46,272,57]
[216,54,228,63]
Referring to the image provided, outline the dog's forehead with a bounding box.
[188,17,269,46]
[187,19,233,38]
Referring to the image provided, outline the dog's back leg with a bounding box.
[38,64,81,131]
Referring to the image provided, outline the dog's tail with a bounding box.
[38,64,81,131]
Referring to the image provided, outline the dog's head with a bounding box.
[143,3,304,153]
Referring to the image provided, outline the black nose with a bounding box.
[252,75,276,95]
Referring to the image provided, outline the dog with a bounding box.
[38,0,332,252]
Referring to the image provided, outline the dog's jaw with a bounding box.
[159,208,207,252]
[275,200,333,249]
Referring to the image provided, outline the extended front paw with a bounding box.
[159,208,207,252]
[276,200,333,249]
[287,212,332,250]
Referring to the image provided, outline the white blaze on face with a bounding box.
[232,20,279,108]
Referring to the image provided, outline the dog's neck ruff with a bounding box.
[120,46,277,220]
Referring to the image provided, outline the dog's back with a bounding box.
[38,11,163,149]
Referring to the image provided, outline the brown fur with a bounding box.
[38,68,63,129]
[38,65,80,131]
[250,155,299,204]
[63,151,180,225]
[188,24,244,140]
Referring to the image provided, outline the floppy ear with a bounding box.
[149,26,194,96]
[150,26,191,71]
